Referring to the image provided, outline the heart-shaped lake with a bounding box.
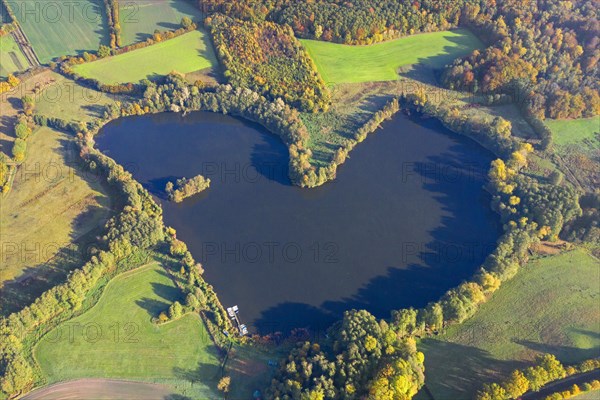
[96,111,500,333]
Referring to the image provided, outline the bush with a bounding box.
[12,138,26,162]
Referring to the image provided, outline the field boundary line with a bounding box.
[10,23,40,67]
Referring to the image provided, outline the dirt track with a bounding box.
[22,379,178,400]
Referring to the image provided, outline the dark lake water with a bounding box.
[96,111,500,333]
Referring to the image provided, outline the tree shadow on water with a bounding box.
[253,115,500,333]
[254,302,337,336]
[250,141,290,186]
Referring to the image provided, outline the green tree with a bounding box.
[181,16,193,29]
[15,123,31,139]
[420,303,443,331]
[168,301,183,319]
[503,370,530,398]
[98,45,111,58]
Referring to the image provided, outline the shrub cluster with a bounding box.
[0,73,19,94]
[165,175,211,202]
[561,190,600,246]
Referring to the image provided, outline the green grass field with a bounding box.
[419,249,600,400]
[10,0,108,63]
[0,35,29,77]
[546,117,600,147]
[301,29,483,85]
[119,0,203,45]
[73,29,217,84]
[35,264,221,394]
[34,71,124,123]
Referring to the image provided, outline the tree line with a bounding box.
[0,0,18,36]
[200,0,464,45]
[103,0,121,48]
[207,14,331,112]
[103,74,317,186]
[476,355,600,400]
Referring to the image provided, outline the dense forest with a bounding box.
[200,0,466,44]
[268,310,425,400]
[200,0,599,119]
[443,0,600,119]
[207,14,331,112]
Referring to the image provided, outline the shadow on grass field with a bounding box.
[0,126,112,315]
[419,249,600,400]
[301,29,482,85]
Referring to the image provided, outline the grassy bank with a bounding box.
[72,30,217,84]
[301,29,482,85]
[419,249,600,400]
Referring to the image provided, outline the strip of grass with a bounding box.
[73,29,217,84]
[34,264,221,394]
[574,389,600,399]
[119,0,203,45]
[301,28,483,85]
[10,0,108,63]
[419,249,600,400]
[0,35,29,77]
[546,117,600,147]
